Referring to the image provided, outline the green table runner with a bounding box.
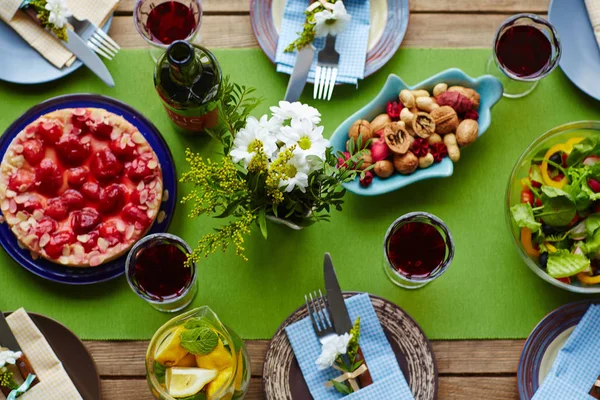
[1,48,599,341]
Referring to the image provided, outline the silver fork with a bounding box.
[67,16,121,60]
[313,34,340,101]
[305,289,336,344]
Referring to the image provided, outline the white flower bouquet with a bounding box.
[20,0,72,41]
[180,78,370,262]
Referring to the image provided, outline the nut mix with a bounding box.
[346,83,481,187]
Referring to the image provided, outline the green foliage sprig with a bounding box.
[285,0,337,52]
[27,0,69,41]
[0,367,18,390]
[330,317,363,395]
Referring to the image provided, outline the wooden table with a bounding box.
[99,1,550,398]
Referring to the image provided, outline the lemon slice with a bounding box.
[195,339,233,371]
[176,353,198,368]
[206,367,233,400]
[155,326,189,367]
[166,367,218,398]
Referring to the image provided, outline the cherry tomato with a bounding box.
[557,277,571,284]
[521,189,534,205]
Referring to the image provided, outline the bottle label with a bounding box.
[163,105,219,132]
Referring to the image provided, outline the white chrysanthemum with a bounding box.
[314,1,351,38]
[0,350,22,368]
[270,101,321,125]
[230,116,278,167]
[45,0,72,29]
[279,119,329,161]
[315,333,352,370]
[278,151,310,193]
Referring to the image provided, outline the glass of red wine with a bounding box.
[383,212,454,289]
[485,14,561,99]
[134,0,202,62]
[125,233,198,312]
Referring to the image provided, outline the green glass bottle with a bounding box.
[154,40,222,133]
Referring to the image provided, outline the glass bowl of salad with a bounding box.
[146,306,250,399]
[507,121,600,293]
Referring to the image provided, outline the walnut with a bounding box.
[370,114,392,134]
[374,160,394,178]
[448,86,480,109]
[349,120,374,143]
[411,112,436,139]
[430,106,459,135]
[384,122,413,155]
[393,152,419,175]
[456,119,479,147]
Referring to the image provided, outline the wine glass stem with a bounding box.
[485,55,539,99]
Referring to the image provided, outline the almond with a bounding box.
[39,233,50,248]
[157,211,167,224]
[77,234,90,243]
[131,132,145,144]
[125,225,135,240]
[97,237,109,252]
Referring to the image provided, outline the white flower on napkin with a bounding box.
[316,333,352,370]
[230,116,279,167]
[0,349,22,368]
[279,119,329,162]
[45,0,73,29]
[314,1,351,38]
[270,101,321,126]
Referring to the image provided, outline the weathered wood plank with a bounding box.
[116,0,549,14]
[108,13,547,49]
[86,339,525,378]
[100,376,519,399]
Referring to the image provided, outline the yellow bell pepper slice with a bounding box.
[540,143,570,188]
[577,272,600,285]
[545,243,558,253]
[565,137,584,149]
[521,227,540,257]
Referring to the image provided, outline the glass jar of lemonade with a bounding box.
[146,307,250,399]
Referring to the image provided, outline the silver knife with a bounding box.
[324,253,373,386]
[284,45,315,102]
[61,29,115,87]
[0,312,39,393]
[324,252,353,334]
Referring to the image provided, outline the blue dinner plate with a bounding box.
[517,300,600,399]
[0,94,177,285]
[0,16,112,85]
[549,0,600,101]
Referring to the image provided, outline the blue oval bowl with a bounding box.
[330,68,503,196]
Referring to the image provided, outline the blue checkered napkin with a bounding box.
[532,304,600,400]
[275,0,371,85]
[285,293,414,399]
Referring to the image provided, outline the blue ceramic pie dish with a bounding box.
[330,68,503,196]
[0,94,177,285]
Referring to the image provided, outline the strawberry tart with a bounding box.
[0,108,164,267]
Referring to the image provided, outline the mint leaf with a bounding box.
[567,137,598,166]
[179,327,218,355]
[180,393,207,400]
[547,250,590,278]
[511,203,542,233]
[153,361,166,385]
[184,318,212,330]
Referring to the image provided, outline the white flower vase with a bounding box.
[266,208,314,230]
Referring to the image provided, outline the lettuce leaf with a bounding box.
[510,203,541,233]
[546,250,591,278]
[567,136,599,167]
[586,214,600,237]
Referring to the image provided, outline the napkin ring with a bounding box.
[324,364,369,392]
[590,378,600,399]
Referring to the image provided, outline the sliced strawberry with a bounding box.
[80,230,99,252]
[44,230,75,259]
[8,170,35,192]
[56,135,91,166]
[46,198,68,221]
[91,148,123,183]
[31,217,57,237]
[61,189,85,210]
[72,208,102,235]
[125,157,157,183]
[37,120,63,144]
[109,138,137,161]
[22,139,45,166]
[90,119,113,139]
[35,158,63,195]
[98,184,126,214]
[71,108,91,131]
[81,182,102,202]
[67,166,89,187]
[122,203,150,229]
[99,220,123,247]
